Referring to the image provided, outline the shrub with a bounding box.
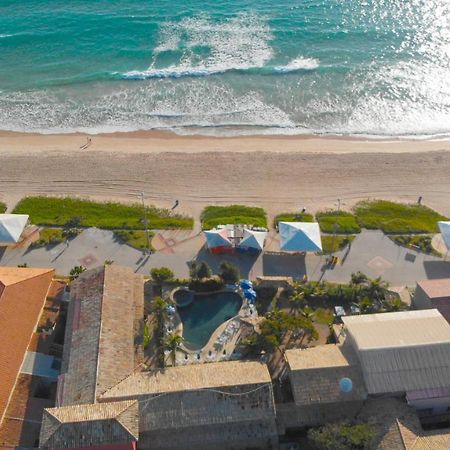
[308,422,374,450]
[219,261,240,284]
[189,261,212,279]
[188,277,224,292]
[150,267,175,283]
[69,265,86,281]
[0,202,6,213]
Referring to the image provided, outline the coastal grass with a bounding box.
[354,200,446,234]
[389,234,441,256]
[13,196,193,230]
[114,229,155,251]
[201,205,267,230]
[321,235,355,254]
[274,212,314,227]
[0,202,6,213]
[316,210,360,234]
[32,228,65,247]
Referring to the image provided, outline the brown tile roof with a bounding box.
[0,267,54,428]
[286,345,367,405]
[39,400,139,448]
[411,429,450,449]
[101,361,271,399]
[417,279,450,299]
[60,265,143,405]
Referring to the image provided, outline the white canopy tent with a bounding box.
[438,221,450,252]
[279,222,322,253]
[0,214,29,245]
[203,228,232,249]
[238,229,267,251]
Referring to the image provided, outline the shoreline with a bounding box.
[2,129,450,155]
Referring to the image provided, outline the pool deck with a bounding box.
[164,289,258,366]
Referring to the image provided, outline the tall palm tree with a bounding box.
[164,333,184,367]
[289,288,305,315]
[368,276,389,302]
[301,306,315,321]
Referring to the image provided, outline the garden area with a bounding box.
[113,230,155,251]
[389,234,440,256]
[13,196,193,230]
[201,205,267,229]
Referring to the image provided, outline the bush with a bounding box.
[188,277,224,292]
[219,261,240,284]
[308,422,374,450]
[69,265,86,281]
[150,267,174,283]
[114,229,155,251]
[321,235,355,254]
[390,234,439,255]
[0,202,6,213]
[201,205,267,230]
[316,210,360,234]
[189,261,212,279]
[274,212,314,227]
[354,200,446,234]
[32,228,65,248]
[13,196,193,230]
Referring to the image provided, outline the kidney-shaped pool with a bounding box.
[174,289,242,349]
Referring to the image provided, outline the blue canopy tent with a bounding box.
[279,221,322,253]
[237,229,267,254]
[240,279,253,290]
[244,288,257,302]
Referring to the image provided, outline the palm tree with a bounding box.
[301,306,315,321]
[289,287,306,315]
[368,276,389,302]
[164,333,184,366]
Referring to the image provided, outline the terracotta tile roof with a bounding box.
[286,345,367,405]
[39,400,139,448]
[101,361,271,399]
[417,279,450,299]
[60,265,143,405]
[0,267,54,429]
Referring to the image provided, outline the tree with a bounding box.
[69,265,86,281]
[289,283,306,315]
[384,297,407,312]
[151,296,168,323]
[189,261,212,279]
[308,422,374,450]
[164,333,183,366]
[219,261,240,284]
[150,267,174,283]
[367,276,389,302]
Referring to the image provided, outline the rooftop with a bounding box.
[101,361,271,399]
[417,278,450,299]
[40,400,139,448]
[285,346,367,406]
[60,265,144,405]
[342,309,450,350]
[0,267,54,428]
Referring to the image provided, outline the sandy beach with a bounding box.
[1,131,450,220]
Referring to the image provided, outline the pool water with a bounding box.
[176,291,242,349]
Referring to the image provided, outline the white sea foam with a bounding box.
[273,57,320,73]
[123,13,273,79]
[0,34,13,38]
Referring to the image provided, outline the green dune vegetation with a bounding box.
[316,210,361,234]
[273,212,314,227]
[354,200,447,234]
[201,205,267,230]
[0,202,6,213]
[321,235,356,254]
[113,229,155,251]
[13,196,193,230]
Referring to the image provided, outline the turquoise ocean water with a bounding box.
[1,0,450,137]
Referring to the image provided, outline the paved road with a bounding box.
[1,228,449,286]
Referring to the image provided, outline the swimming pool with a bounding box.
[174,290,242,349]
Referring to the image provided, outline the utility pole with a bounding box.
[139,192,151,255]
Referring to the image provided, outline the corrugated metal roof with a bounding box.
[286,345,353,370]
[343,310,450,349]
[101,361,271,399]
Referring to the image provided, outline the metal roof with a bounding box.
[416,278,450,299]
[342,310,450,349]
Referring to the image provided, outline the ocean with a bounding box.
[1,0,450,137]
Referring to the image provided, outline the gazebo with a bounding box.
[438,221,450,252]
[237,229,267,254]
[0,214,29,246]
[279,222,322,253]
[204,229,233,254]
